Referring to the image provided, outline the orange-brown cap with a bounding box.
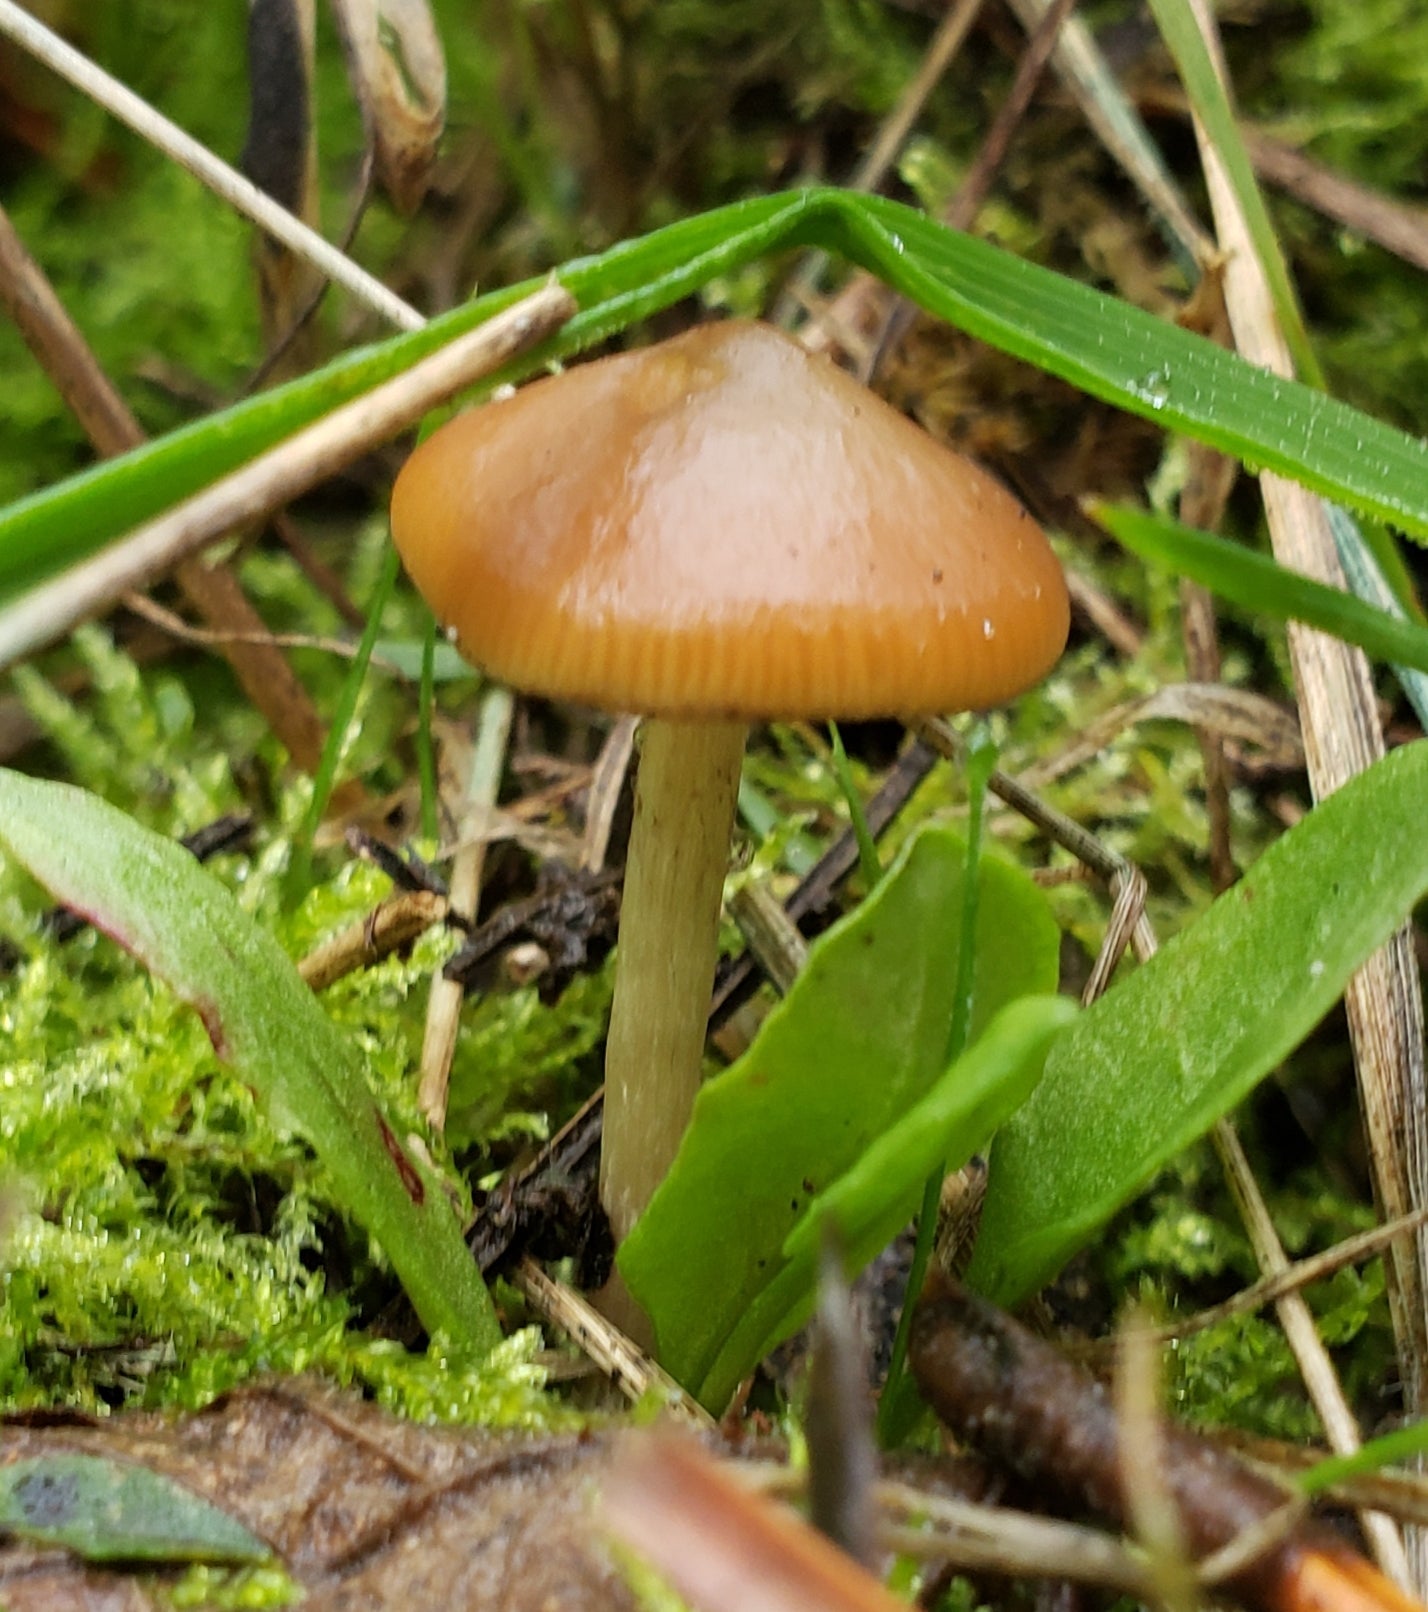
[390,320,1068,720]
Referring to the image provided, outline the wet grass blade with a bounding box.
[3,188,1428,606]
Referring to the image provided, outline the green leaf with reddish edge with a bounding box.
[695,994,1075,1412]
[0,768,500,1356]
[0,1455,270,1564]
[969,739,1428,1308]
[619,825,1059,1405]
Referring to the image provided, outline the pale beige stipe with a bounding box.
[391,319,1068,720]
[600,718,746,1246]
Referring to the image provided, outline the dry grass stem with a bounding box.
[1022,683,1302,790]
[1081,866,1148,1005]
[0,199,332,774]
[728,881,811,997]
[867,0,1082,377]
[0,280,576,672]
[0,0,421,332]
[1001,0,1215,267]
[418,685,514,1128]
[1116,1309,1200,1612]
[580,715,638,873]
[1081,1205,1428,1357]
[1184,3,1428,1564]
[512,1258,712,1425]
[777,0,986,333]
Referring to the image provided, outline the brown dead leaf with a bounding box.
[0,1380,637,1611]
[330,0,447,214]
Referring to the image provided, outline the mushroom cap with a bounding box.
[390,320,1068,720]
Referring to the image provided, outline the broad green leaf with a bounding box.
[695,994,1075,1411]
[0,1454,269,1563]
[619,826,1059,1402]
[1096,501,1428,675]
[0,769,500,1355]
[4,188,1428,602]
[969,738,1428,1307]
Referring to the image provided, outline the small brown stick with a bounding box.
[867,0,1083,378]
[874,1483,1151,1591]
[1117,1307,1198,1612]
[1000,0,1215,267]
[1216,1114,1410,1581]
[911,1275,1426,1612]
[1075,1204,1428,1359]
[580,715,638,873]
[804,1240,878,1566]
[1136,88,1428,278]
[0,200,333,773]
[774,0,987,331]
[727,880,809,998]
[298,889,448,991]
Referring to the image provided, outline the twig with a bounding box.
[0,281,576,672]
[1001,0,1214,269]
[1077,1205,1428,1357]
[1216,1115,1410,1583]
[774,0,986,328]
[580,715,637,873]
[912,1276,1422,1612]
[511,1257,711,1424]
[867,0,1083,378]
[0,0,422,332]
[298,890,449,992]
[0,199,332,774]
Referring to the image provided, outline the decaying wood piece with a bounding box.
[911,1275,1428,1612]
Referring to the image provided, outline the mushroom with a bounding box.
[389,319,1069,1294]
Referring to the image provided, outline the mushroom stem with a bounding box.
[600,716,747,1245]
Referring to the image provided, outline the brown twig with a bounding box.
[0,199,333,773]
[298,889,449,992]
[911,1275,1426,1612]
[866,0,1083,379]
